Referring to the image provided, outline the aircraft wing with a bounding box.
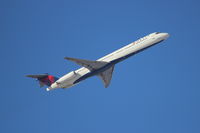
[64,57,108,71]
[98,65,115,88]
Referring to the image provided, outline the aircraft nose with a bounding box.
[162,33,169,39]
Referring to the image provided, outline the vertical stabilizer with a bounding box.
[26,74,59,87]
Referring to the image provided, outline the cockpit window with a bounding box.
[155,32,160,34]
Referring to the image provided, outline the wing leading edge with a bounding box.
[64,57,108,71]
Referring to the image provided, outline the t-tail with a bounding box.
[26,74,59,88]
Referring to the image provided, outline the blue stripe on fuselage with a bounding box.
[73,39,164,84]
[74,62,114,84]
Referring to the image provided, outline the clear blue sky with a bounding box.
[1,0,200,133]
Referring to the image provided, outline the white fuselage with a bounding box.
[47,32,169,91]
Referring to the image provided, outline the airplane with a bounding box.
[27,32,169,91]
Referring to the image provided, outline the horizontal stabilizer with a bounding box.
[26,74,48,79]
[64,57,108,71]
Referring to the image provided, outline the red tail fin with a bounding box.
[26,74,59,87]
